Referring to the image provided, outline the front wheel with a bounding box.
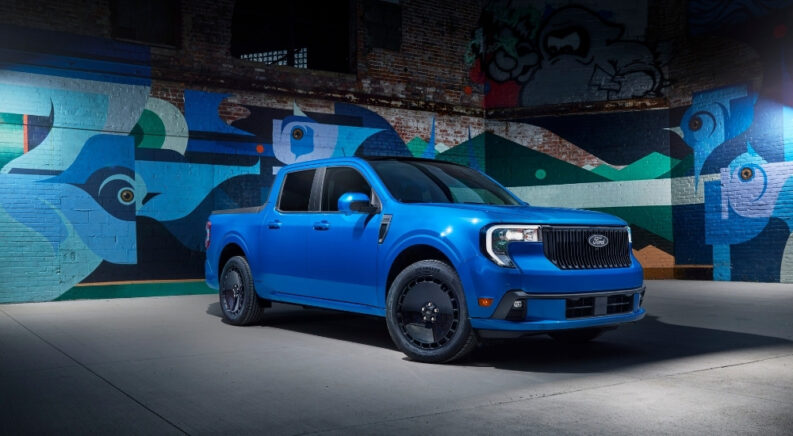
[386,260,477,363]
[219,256,268,325]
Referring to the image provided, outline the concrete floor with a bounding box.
[1,280,792,435]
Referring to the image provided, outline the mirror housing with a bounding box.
[338,192,378,215]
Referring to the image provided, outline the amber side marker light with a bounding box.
[478,298,494,307]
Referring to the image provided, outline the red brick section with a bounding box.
[145,0,484,117]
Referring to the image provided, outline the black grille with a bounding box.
[542,226,631,270]
[565,293,635,319]
[566,297,595,318]
[607,294,633,314]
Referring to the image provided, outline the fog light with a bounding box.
[505,298,527,321]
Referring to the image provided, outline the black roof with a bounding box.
[361,156,467,167]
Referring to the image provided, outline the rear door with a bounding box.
[302,165,381,306]
[257,168,318,295]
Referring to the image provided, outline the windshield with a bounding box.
[368,160,521,205]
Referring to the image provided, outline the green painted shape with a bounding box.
[483,133,609,186]
[131,109,166,149]
[55,281,215,301]
[436,132,486,169]
[591,152,680,181]
[590,206,673,241]
[0,121,24,168]
[664,154,694,178]
[406,137,429,158]
[0,113,24,125]
[437,133,607,186]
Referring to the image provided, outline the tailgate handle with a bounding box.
[313,220,330,231]
[268,220,282,229]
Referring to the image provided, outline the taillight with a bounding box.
[205,221,211,250]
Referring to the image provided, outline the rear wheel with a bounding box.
[386,260,477,363]
[549,328,605,344]
[219,256,268,325]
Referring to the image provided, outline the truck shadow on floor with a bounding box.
[206,302,792,372]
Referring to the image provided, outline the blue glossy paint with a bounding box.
[206,157,645,334]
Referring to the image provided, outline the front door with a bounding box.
[302,166,381,307]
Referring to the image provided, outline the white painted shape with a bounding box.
[144,97,188,154]
[508,175,718,208]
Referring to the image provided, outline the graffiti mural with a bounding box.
[671,0,793,281]
[467,0,666,108]
[0,24,416,303]
[0,24,151,302]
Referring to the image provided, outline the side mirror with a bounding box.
[338,192,378,215]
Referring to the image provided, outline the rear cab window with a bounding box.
[278,169,317,212]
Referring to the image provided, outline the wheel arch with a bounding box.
[382,236,472,306]
[386,245,452,293]
[218,243,247,273]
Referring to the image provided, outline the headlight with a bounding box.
[484,225,541,267]
[626,225,632,245]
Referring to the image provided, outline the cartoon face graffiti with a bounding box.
[468,4,666,107]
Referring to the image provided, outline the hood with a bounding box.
[413,203,627,226]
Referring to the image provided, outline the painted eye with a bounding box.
[292,127,304,140]
[118,188,135,205]
[740,167,754,181]
[689,116,703,132]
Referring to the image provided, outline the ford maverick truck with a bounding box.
[205,157,645,363]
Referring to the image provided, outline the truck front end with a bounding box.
[464,218,645,338]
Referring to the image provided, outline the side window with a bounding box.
[322,167,372,212]
[278,169,316,212]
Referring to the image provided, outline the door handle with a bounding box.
[268,220,282,229]
[313,220,330,231]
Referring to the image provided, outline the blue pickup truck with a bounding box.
[205,157,645,363]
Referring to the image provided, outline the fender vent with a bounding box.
[378,214,392,244]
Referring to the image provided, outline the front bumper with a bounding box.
[470,286,646,338]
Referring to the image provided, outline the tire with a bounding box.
[386,260,477,363]
[219,256,267,326]
[549,328,605,344]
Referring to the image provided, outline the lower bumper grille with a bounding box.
[565,293,635,319]
[607,294,633,314]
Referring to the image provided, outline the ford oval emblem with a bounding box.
[588,234,609,248]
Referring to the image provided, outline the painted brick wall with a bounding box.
[1,0,791,303]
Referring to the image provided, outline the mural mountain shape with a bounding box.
[591,152,680,181]
[437,132,608,186]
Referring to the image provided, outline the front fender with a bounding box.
[378,231,476,309]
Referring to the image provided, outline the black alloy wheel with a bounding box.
[386,260,477,363]
[219,256,267,325]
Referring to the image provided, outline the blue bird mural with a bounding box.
[272,103,382,167]
[134,159,261,223]
[671,85,758,187]
[0,135,138,302]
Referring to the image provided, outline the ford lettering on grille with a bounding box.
[588,234,609,248]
